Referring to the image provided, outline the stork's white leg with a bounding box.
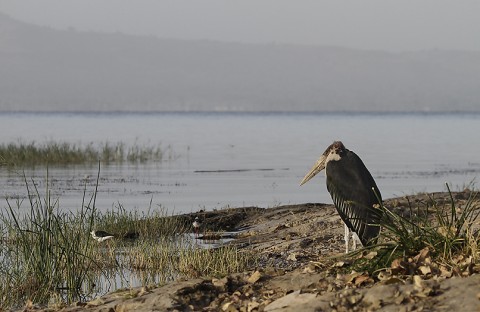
[344,224,350,253]
[352,232,363,251]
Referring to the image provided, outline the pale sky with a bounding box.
[2,0,480,51]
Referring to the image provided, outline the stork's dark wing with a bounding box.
[326,150,382,245]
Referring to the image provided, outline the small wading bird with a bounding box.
[90,230,114,242]
[193,216,201,238]
[300,141,383,253]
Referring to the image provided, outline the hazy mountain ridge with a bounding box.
[1,12,479,112]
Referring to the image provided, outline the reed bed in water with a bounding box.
[0,141,176,166]
[95,202,189,240]
[0,174,98,307]
[0,172,254,310]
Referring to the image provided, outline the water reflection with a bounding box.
[84,231,239,299]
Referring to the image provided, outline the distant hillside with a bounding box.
[1,12,480,112]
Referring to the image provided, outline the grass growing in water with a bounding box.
[0,170,254,310]
[177,245,253,278]
[0,141,176,166]
[94,202,189,241]
[0,171,99,307]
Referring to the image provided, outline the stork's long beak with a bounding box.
[300,155,326,185]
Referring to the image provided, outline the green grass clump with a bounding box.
[353,185,480,275]
[0,141,174,166]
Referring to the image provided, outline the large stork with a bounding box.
[300,141,382,253]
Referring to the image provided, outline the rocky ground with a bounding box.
[23,191,480,311]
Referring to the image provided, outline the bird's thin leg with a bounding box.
[353,232,363,251]
[351,232,357,251]
[344,224,350,253]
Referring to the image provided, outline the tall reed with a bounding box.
[0,170,100,307]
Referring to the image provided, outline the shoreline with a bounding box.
[18,190,480,311]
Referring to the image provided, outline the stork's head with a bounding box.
[300,141,346,185]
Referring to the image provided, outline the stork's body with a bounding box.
[300,141,382,253]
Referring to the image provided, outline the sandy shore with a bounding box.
[22,191,480,311]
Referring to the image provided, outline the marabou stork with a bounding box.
[300,141,382,253]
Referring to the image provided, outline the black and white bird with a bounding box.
[300,141,383,253]
[192,216,201,238]
[193,217,201,229]
[90,230,114,242]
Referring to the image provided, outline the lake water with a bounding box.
[1,112,479,214]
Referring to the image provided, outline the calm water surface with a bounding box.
[1,112,479,214]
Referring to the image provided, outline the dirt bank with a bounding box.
[23,191,480,311]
